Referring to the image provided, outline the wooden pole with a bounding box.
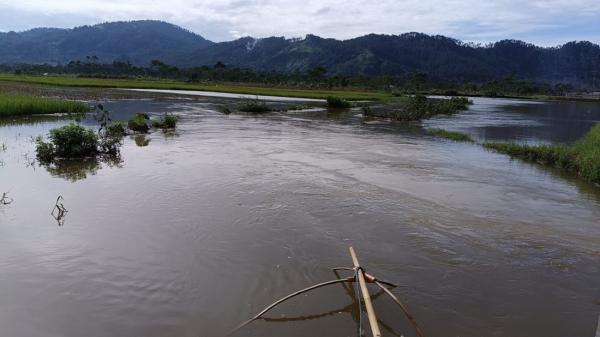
[595,314,600,337]
[349,247,381,337]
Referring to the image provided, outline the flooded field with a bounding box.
[1,93,599,337]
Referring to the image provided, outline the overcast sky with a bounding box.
[0,0,599,46]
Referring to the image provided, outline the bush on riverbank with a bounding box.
[0,92,88,117]
[484,123,600,183]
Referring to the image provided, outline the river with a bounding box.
[0,95,599,337]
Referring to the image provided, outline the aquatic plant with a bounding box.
[484,123,600,184]
[286,104,311,111]
[428,128,473,142]
[0,92,89,117]
[128,113,150,132]
[326,96,351,109]
[238,99,272,113]
[152,113,178,129]
[106,122,127,137]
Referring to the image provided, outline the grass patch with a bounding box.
[238,99,272,114]
[326,96,352,109]
[0,91,88,117]
[128,113,150,133]
[484,123,600,184]
[0,74,391,101]
[429,128,473,142]
[152,113,178,129]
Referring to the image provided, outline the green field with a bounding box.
[0,92,89,117]
[0,74,392,101]
[485,123,600,184]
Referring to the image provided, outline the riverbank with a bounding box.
[0,74,391,101]
[484,123,600,184]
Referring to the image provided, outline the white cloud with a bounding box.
[0,0,599,45]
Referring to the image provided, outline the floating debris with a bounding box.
[51,195,68,226]
[1,192,13,205]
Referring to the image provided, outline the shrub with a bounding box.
[239,99,272,113]
[128,113,150,133]
[35,136,55,162]
[48,124,99,158]
[326,96,351,109]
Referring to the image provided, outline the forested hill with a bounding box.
[1,21,599,88]
[0,21,213,66]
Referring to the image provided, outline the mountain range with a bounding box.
[1,20,599,87]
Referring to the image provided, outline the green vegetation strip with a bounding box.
[0,91,88,117]
[0,74,391,101]
[484,123,600,184]
[428,128,473,142]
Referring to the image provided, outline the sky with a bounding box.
[0,0,599,46]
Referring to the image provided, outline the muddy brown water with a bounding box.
[1,95,599,337]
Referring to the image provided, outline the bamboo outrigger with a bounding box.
[230,247,425,337]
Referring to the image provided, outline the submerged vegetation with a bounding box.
[485,123,600,184]
[429,128,473,142]
[326,96,352,109]
[238,99,272,114]
[152,113,178,129]
[0,92,88,117]
[364,95,472,121]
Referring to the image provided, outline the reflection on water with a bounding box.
[39,156,122,182]
[134,134,151,147]
[0,97,599,337]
